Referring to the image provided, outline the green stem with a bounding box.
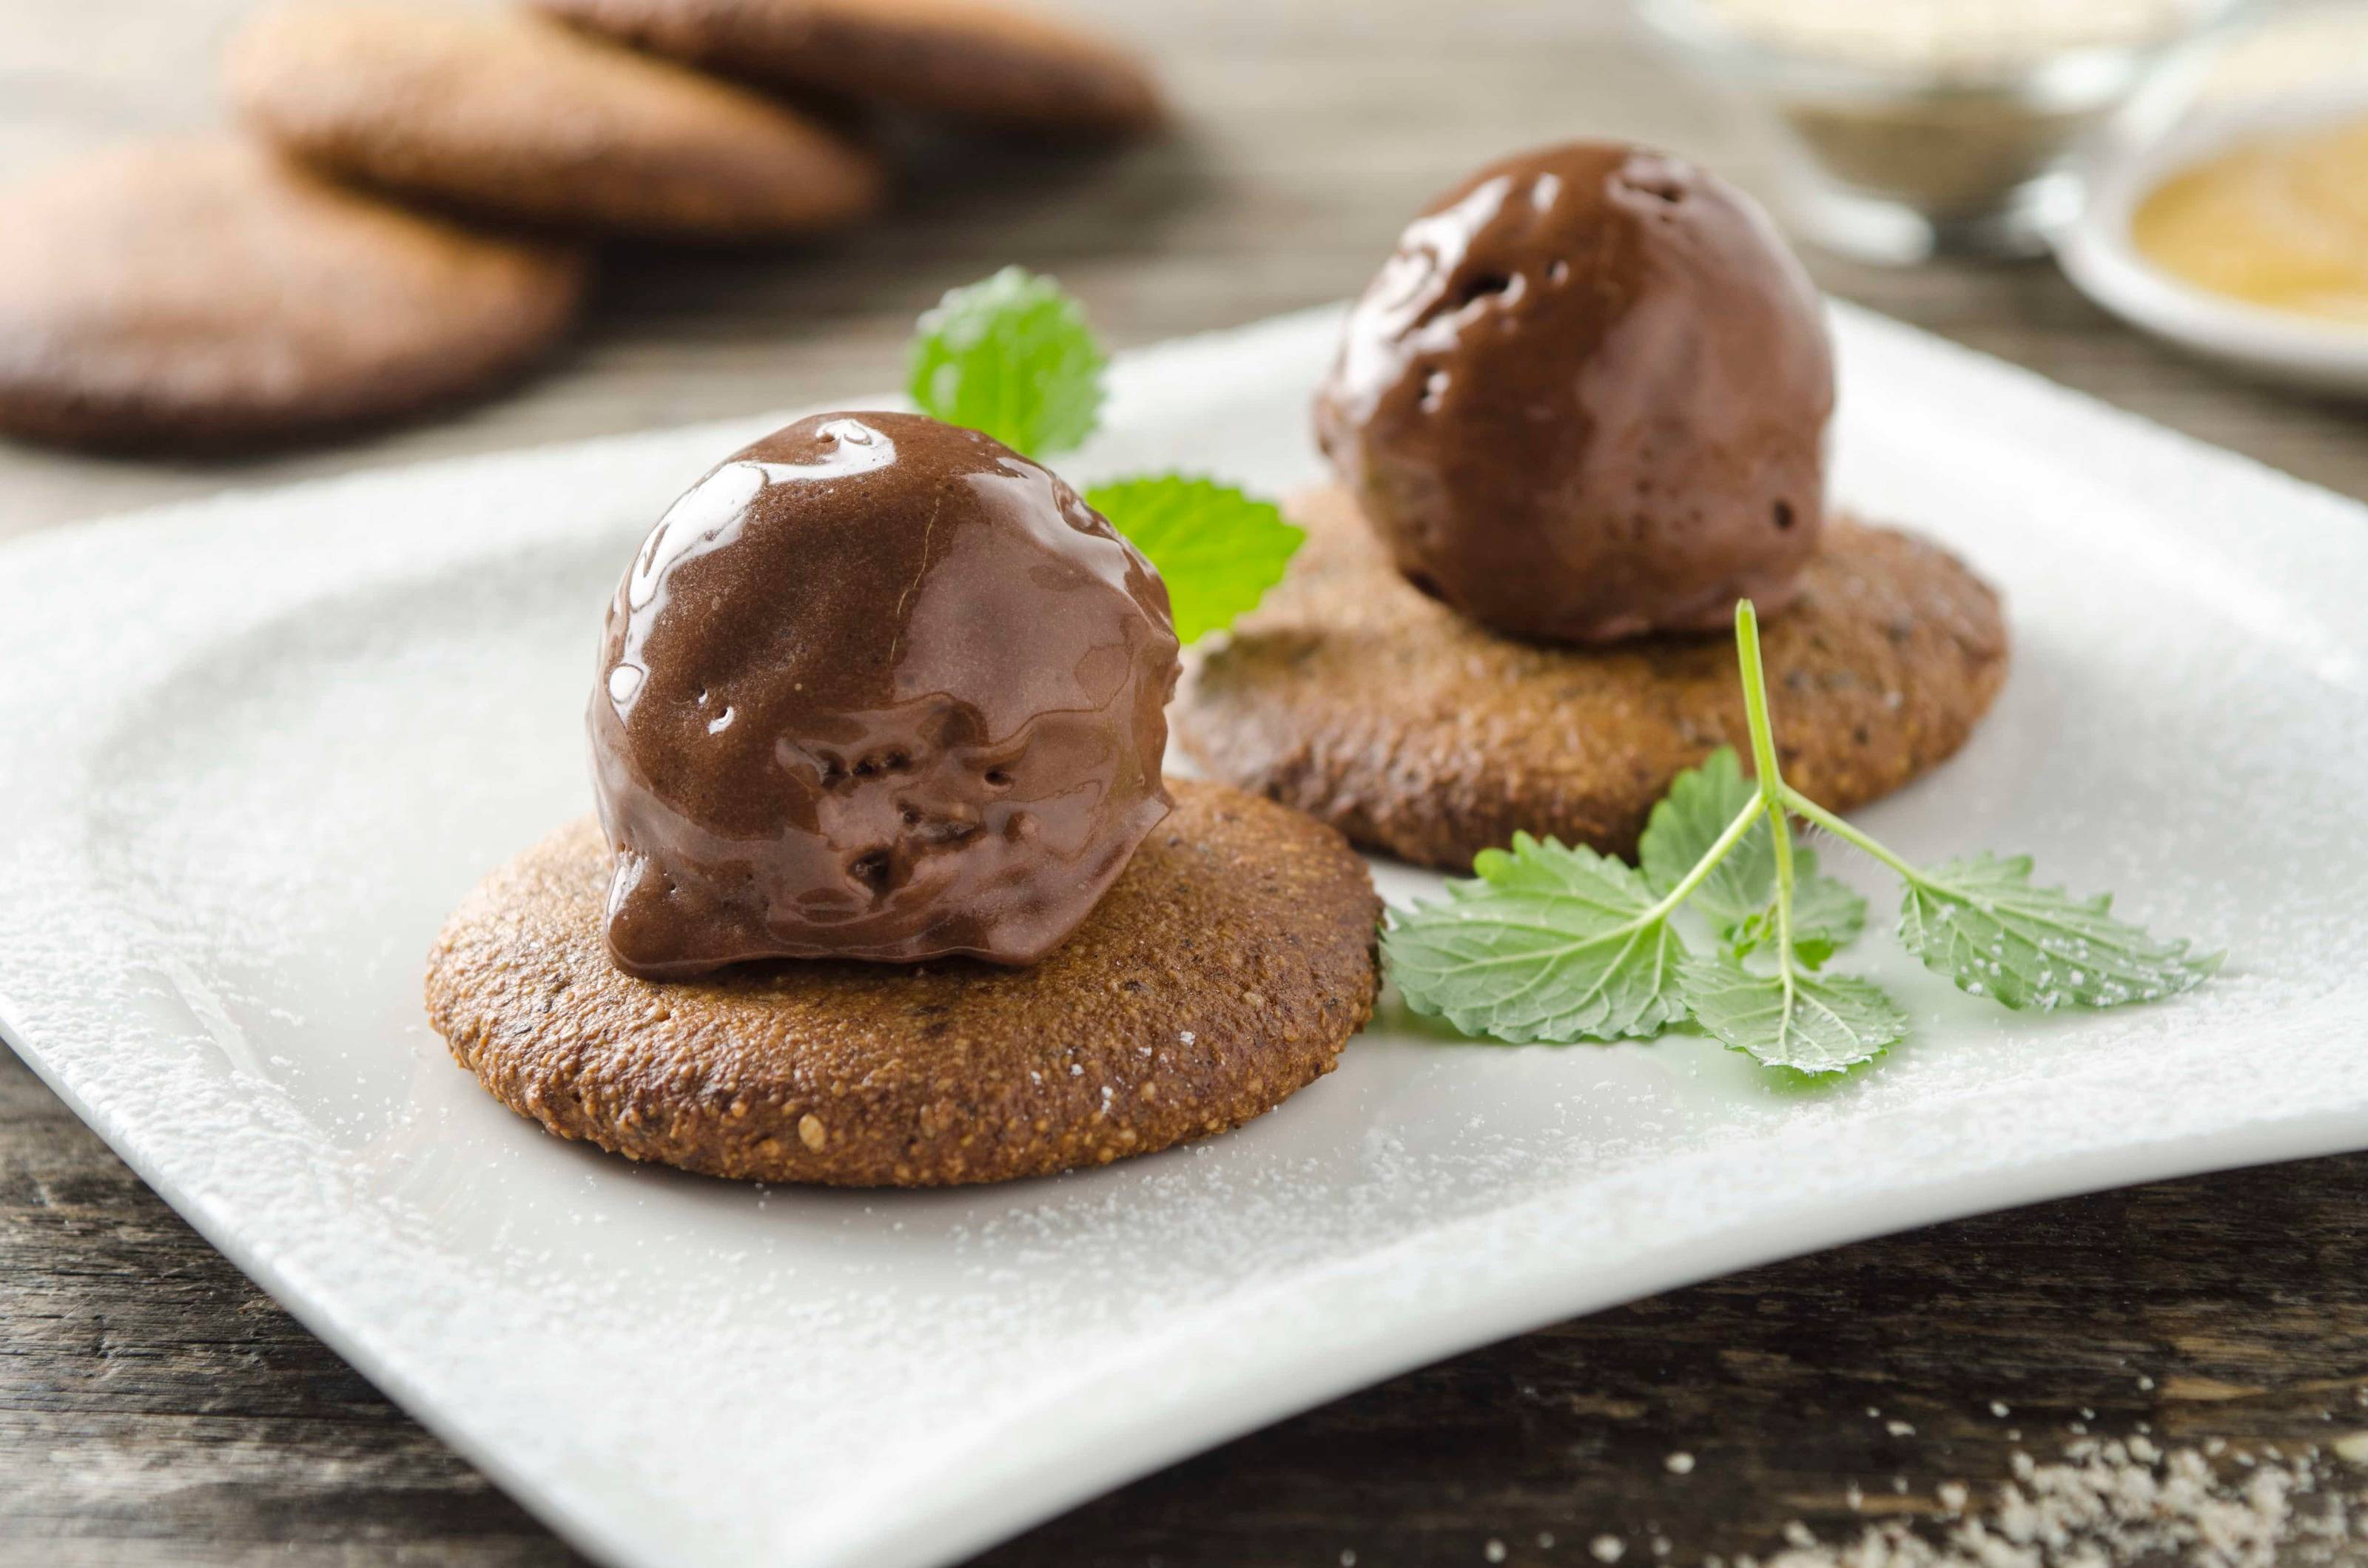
[1781,786,1925,884]
[1772,841,1797,988]
[1734,601,1787,811]
[1735,602,1799,977]
[1644,798,1764,925]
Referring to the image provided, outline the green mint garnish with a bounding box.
[1385,832,1698,1044]
[906,269,1302,643]
[1638,747,1769,929]
[1729,861,1866,971]
[1680,955,1908,1074]
[1083,477,1303,645]
[1383,599,2213,1075]
[1638,746,1866,966]
[1895,851,2218,1009]
[909,266,1106,459]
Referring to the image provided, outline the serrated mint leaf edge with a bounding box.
[1896,852,2219,1012]
[906,266,1107,459]
[1082,474,1303,645]
[1638,747,1772,930]
[1678,955,1907,1075]
[1388,913,1692,1044]
[1381,835,1694,1045]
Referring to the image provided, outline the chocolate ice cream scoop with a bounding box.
[1314,141,1835,644]
[589,411,1180,978]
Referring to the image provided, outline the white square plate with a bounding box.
[4,304,2366,1568]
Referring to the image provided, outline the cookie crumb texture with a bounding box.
[426,781,1379,1186]
[1178,484,2009,869]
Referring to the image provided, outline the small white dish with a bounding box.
[3,304,2367,1568]
[1632,0,2248,261]
[2059,84,2368,393]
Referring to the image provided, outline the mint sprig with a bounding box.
[1083,477,1302,645]
[1384,602,2215,1075]
[1390,835,1703,1043]
[1681,955,1908,1074]
[1732,865,1866,971]
[1638,747,1769,930]
[1894,849,2217,1008]
[909,266,1105,460]
[1389,807,1760,1046]
[907,269,1299,644]
[1638,746,1866,966]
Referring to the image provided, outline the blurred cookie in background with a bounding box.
[537,0,1162,139]
[0,138,587,452]
[227,2,885,241]
[0,0,1158,457]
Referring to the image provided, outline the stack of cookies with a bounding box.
[0,0,1160,453]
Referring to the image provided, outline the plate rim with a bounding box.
[4,300,2367,1568]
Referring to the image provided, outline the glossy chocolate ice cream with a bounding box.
[1314,141,1834,644]
[589,411,1179,978]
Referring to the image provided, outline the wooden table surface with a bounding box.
[4,1,2366,1564]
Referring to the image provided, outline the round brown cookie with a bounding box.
[0,138,585,452]
[1176,484,2009,871]
[536,0,1160,138]
[227,2,884,240]
[425,781,1379,1187]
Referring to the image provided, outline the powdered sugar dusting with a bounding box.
[1753,1433,2367,1568]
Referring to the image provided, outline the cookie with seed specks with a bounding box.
[228,2,883,240]
[1174,484,2009,871]
[0,137,585,452]
[425,781,1379,1187]
[536,0,1161,138]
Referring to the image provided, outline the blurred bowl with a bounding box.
[2060,82,2368,395]
[1633,0,2253,263]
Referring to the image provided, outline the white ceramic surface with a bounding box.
[4,304,2367,1568]
[2060,84,2368,393]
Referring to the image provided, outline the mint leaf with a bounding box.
[1385,832,1689,1043]
[1681,955,1907,1074]
[1730,849,1867,969]
[1371,597,2219,1077]
[1639,747,1768,929]
[908,266,1105,458]
[1085,475,1302,644]
[1640,747,1866,963]
[1897,852,2217,1011]
[903,272,1299,642]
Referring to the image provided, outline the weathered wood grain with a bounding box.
[982,1154,2368,1567]
[5,0,2367,1564]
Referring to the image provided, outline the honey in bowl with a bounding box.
[2130,113,2368,326]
